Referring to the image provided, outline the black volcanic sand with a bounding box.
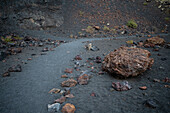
[0,35,169,113]
[68,36,170,113]
[0,0,169,39]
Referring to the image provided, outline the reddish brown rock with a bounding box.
[139,86,147,90]
[61,79,77,87]
[74,55,82,60]
[61,75,68,78]
[102,46,154,77]
[55,96,66,104]
[78,74,89,85]
[144,36,165,47]
[62,103,76,113]
[64,68,73,74]
[2,72,10,77]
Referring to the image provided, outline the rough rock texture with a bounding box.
[144,37,165,46]
[62,103,76,113]
[102,46,154,77]
[61,79,77,87]
[78,74,89,85]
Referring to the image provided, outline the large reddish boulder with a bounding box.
[102,46,154,77]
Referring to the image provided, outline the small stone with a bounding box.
[28,58,32,60]
[61,79,77,87]
[139,86,147,90]
[65,94,75,98]
[55,96,66,104]
[112,81,132,91]
[153,79,160,82]
[38,42,44,47]
[61,75,68,78]
[48,88,61,94]
[64,68,73,74]
[161,58,167,61]
[8,64,22,72]
[90,92,96,97]
[2,72,10,77]
[62,103,76,113]
[48,103,60,112]
[145,99,158,108]
[164,85,170,88]
[165,44,170,49]
[74,55,82,60]
[110,88,115,92]
[94,26,100,30]
[60,90,66,95]
[162,77,170,83]
[78,74,89,85]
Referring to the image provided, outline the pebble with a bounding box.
[145,99,158,108]
[47,103,60,112]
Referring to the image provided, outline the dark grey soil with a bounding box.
[0,35,170,113]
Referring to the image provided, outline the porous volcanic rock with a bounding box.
[102,46,154,77]
[144,37,165,46]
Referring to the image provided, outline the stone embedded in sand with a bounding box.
[2,72,10,77]
[8,64,22,72]
[78,74,89,85]
[74,55,82,60]
[64,68,73,74]
[55,96,66,104]
[61,79,77,87]
[62,103,76,113]
[144,37,165,47]
[102,46,154,77]
[112,81,132,91]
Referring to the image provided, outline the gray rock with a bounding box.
[47,103,60,112]
[145,99,158,108]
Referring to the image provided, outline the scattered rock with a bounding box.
[93,26,100,30]
[2,72,10,77]
[139,86,147,90]
[102,46,154,77]
[164,85,170,88]
[8,64,22,72]
[153,79,160,82]
[61,79,77,87]
[64,88,71,96]
[55,96,66,104]
[62,103,76,113]
[48,103,60,112]
[38,42,44,47]
[145,99,158,108]
[74,55,82,60]
[95,56,102,63]
[165,43,170,49]
[144,37,165,47]
[161,58,167,61]
[78,74,90,85]
[90,92,96,97]
[64,68,73,74]
[42,47,49,52]
[8,48,22,55]
[65,94,75,98]
[162,77,170,83]
[61,75,68,78]
[28,58,32,60]
[112,81,132,91]
[48,88,61,94]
